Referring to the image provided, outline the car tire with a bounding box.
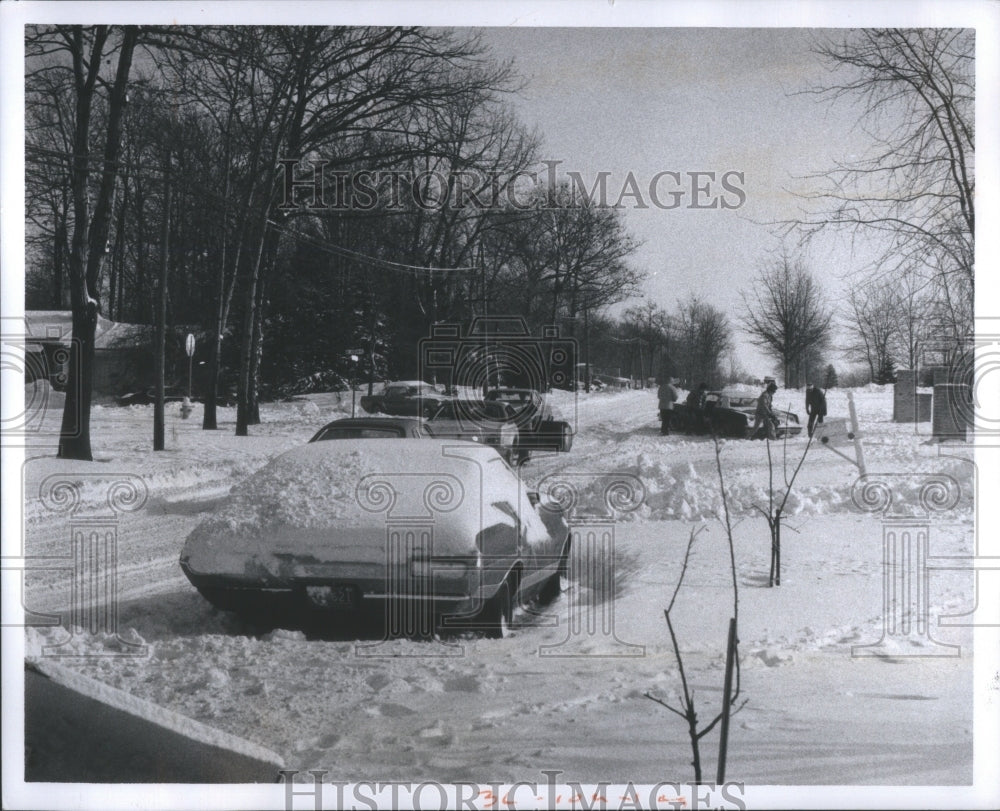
[514,440,530,466]
[479,580,513,639]
[538,537,570,605]
[560,422,573,452]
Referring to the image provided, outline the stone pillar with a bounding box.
[893,369,917,423]
[932,383,972,440]
[354,473,465,658]
[38,474,148,657]
[535,473,646,658]
[851,474,961,657]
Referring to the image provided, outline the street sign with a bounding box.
[185,333,196,357]
[346,348,364,356]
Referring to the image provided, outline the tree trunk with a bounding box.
[58,25,137,460]
[154,156,169,451]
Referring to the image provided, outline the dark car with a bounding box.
[676,390,802,438]
[115,386,193,406]
[359,381,452,418]
[309,416,424,441]
[179,439,571,638]
[483,388,573,454]
[424,400,520,463]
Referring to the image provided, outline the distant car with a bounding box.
[483,388,573,455]
[677,390,802,438]
[359,381,452,418]
[115,387,192,406]
[179,439,571,638]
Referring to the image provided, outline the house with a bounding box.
[24,311,199,400]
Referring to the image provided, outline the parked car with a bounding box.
[675,390,802,438]
[424,400,520,463]
[308,411,517,463]
[115,386,192,406]
[483,388,574,454]
[359,381,452,418]
[179,439,571,638]
[309,416,423,441]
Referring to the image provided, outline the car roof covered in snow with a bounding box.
[204,438,508,534]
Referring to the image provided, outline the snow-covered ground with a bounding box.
[9,383,999,808]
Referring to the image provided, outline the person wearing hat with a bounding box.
[752,379,779,440]
[657,377,680,436]
[805,382,827,437]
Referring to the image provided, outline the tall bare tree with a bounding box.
[673,295,733,389]
[740,253,833,388]
[27,25,140,461]
[844,279,900,383]
[794,29,974,341]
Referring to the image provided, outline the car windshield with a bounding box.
[432,401,509,421]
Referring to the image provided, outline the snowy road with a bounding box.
[19,385,979,786]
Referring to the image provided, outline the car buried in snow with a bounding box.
[675,389,803,439]
[179,439,570,637]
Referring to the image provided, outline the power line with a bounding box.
[264,218,479,276]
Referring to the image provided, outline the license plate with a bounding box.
[305,584,357,610]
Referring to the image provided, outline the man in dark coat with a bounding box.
[752,380,779,440]
[685,382,709,434]
[805,382,827,437]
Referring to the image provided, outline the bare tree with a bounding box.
[794,29,974,341]
[622,300,671,383]
[844,278,900,383]
[740,253,833,388]
[673,295,732,389]
[26,25,140,461]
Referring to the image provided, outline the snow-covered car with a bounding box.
[483,388,573,454]
[358,380,452,418]
[179,439,570,637]
[678,390,802,438]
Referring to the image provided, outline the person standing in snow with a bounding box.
[657,377,679,436]
[685,382,709,434]
[805,382,827,438]
[752,380,779,440]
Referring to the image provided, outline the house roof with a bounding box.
[25,311,167,350]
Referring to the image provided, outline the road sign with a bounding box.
[185,333,196,357]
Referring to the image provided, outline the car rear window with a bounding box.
[315,427,406,440]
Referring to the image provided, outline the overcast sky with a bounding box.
[2,3,996,381]
[475,27,888,378]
